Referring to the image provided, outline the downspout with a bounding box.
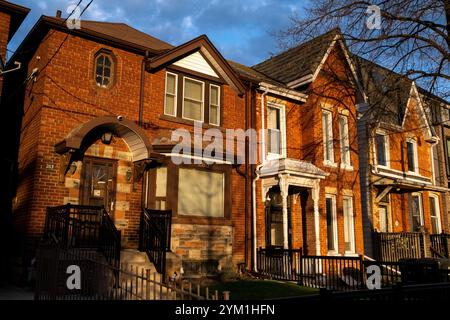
[138,50,150,127]
[252,85,268,271]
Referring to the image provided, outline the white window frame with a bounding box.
[164,72,178,116]
[339,115,352,168]
[343,196,356,254]
[374,130,390,168]
[429,194,442,234]
[209,84,221,126]
[266,102,286,160]
[322,110,335,166]
[325,194,338,255]
[182,76,205,122]
[406,138,419,174]
[410,192,424,229]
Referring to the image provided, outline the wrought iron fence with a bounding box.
[44,204,121,267]
[373,232,425,261]
[139,208,172,280]
[35,244,229,300]
[430,233,450,258]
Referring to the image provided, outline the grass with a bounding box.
[207,279,319,300]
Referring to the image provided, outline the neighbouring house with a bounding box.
[231,28,364,262]
[0,0,29,277]
[5,13,250,278]
[355,57,449,259]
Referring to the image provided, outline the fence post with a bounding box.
[298,248,303,286]
[359,255,365,290]
[223,291,230,300]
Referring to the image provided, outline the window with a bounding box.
[183,77,204,122]
[155,167,167,210]
[378,205,389,232]
[326,195,338,253]
[429,195,441,234]
[375,133,388,166]
[406,139,418,173]
[164,73,177,116]
[178,168,224,217]
[343,197,355,253]
[95,52,114,88]
[267,105,284,156]
[339,115,351,166]
[409,193,423,231]
[322,110,334,163]
[446,138,450,175]
[209,84,220,125]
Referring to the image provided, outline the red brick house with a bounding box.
[0,0,29,277]
[355,57,448,259]
[7,14,249,276]
[231,29,364,263]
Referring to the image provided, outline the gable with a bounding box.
[173,51,219,78]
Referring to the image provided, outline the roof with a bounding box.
[252,28,341,85]
[9,15,173,65]
[0,0,30,41]
[227,60,284,87]
[354,56,413,127]
[74,20,173,51]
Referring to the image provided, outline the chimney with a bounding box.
[56,10,62,18]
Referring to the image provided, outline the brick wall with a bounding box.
[13,30,247,268]
[0,11,10,97]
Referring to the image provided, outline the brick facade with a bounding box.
[0,11,10,96]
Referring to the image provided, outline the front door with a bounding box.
[81,157,117,213]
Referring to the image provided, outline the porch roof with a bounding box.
[257,158,328,179]
[374,179,450,193]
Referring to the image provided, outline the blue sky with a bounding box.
[8,0,307,66]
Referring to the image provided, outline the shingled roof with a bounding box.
[76,20,174,51]
[252,28,341,85]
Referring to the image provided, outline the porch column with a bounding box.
[278,174,289,249]
[312,183,321,256]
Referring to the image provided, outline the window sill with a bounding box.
[267,153,284,161]
[340,164,354,171]
[323,161,337,168]
[327,251,340,256]
[159,114,224,131]
[344,252,359,257]
[172,215,232,226]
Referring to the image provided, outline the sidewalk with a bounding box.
[0,284,34,300]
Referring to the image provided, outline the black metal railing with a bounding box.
[43,204,121,267]
[430,233,450,259]
[373,232,425,261]
[139,208,172,281]
[257,247,302,281]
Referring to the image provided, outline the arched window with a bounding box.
[95,51,114,88]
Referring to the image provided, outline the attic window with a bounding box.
[95,51,114,88]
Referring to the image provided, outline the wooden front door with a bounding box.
[81,157,117,213]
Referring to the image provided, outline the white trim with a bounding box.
[373,130,390,168]
[164,72,178,117]
[322,109,335,164]
[410,192,424,228]
[258,82,307,103]
[343,196,356,254]
[209,84,221,126]
[325,194,338,255]
[429,193,442,234]
[266,102,287,159]
[406,138,419,174]
[182,76,205,122]
[339,114,351,166]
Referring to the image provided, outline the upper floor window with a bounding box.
[164,73,177,116]
[95,51,114,88]
[375,132,388,167]
[406,139,418,173]
[183,77,204,122]
[164,71,221,125]
[339,115,351,166]
[209,84,220,126]
[267,103,285,157]
[429,195,441,234]
[322,110,334,163]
